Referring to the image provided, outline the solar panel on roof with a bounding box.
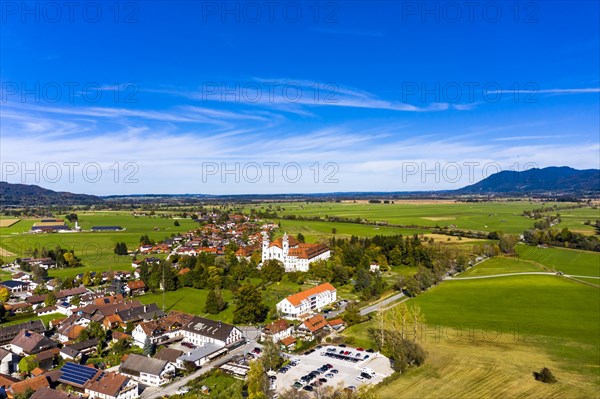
[59,362,99,386]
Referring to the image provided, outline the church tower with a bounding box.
[262,231,269,262]
[282,232,289,257]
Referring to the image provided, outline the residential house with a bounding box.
[84,371,139,399]
[124,281,146,297]
[30,387,82,399]
[0,321,45,346]
[262,320,294,343]
[0,281,28,295]
[297,314,330,338]
[9,330,58,355]
[6,375,50,399]
[0,348,19,375]
[153,348,183,369]
[119,354,175,387]
[276,283,337,318]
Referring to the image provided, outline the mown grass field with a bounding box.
[516,244,600,277]
[247,201,554,233]
[340,251,600,398]
[459,256,549,277]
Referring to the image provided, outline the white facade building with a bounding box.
[261,232,330,272]
[276,283,337,318]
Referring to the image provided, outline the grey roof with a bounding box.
[182,316,237,342]
[177,343,223,363]
[120,354,168,376]
[66,338,99,351]
[0,320,45,345]
[60,346,80,358]
[154,347,183,363]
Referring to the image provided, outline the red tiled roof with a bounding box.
[265,319,290,335]
[327,318,345,326]
[301,315,328,333]
[284,283,336,307]
[280,336,297,346]
[287,243,329,259]
[126,280,146,290]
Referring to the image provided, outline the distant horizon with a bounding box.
[2,165,598,197]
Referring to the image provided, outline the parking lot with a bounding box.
[274,345,393,395]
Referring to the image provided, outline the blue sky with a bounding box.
[1,1,599,194]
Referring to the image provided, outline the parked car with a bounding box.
[176,387,190,394]
[356,376,365,382]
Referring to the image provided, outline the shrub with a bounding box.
[533,367,557,383]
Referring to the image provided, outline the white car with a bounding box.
[176,387,190,394]
[356,376,365,382]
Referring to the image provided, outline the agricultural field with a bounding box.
[0,212,198,278]
[267,218,428,243]
[549,207,600,236]
[0,218,20,228]
[247,200,558,234]
[459,256,549,277]
[515,244,600,277]
[341,253,600,399]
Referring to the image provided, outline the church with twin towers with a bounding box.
[261,232,331,272]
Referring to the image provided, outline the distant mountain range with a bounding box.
[1,167,598,206]
[455,166,600,194]
[0,181,104,206]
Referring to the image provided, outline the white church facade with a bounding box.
[261,232,330,272]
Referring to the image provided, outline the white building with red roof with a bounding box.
[276,283,337,318]
[261,232,330,272]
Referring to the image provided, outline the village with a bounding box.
[0,212,394,398]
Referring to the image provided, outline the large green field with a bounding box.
[246,201,562,234]
[341,251,600,398]
[516,244,600,277]
[271,218,428,242]
[550,206,600,235]
[0,212,198,278]
[459,256,549,277]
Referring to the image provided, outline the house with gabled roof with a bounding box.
[119,354,175,387]
[9,330,58,355]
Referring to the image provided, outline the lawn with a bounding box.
[1,313,63,328]
[516,244,600,277]
[459,256,548,277]
[138,287,236,324]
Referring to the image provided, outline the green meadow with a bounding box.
[340,252,600,398]
[550,206,600,235]
[459,256,549,277]
[516,244,600,277]
[0,212,198,277]
[247,201,555,233]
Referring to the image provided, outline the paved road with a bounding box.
[359,292,405,316]
[446,272,557,280]
[446,272,600,281]
[141,340,256,398]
